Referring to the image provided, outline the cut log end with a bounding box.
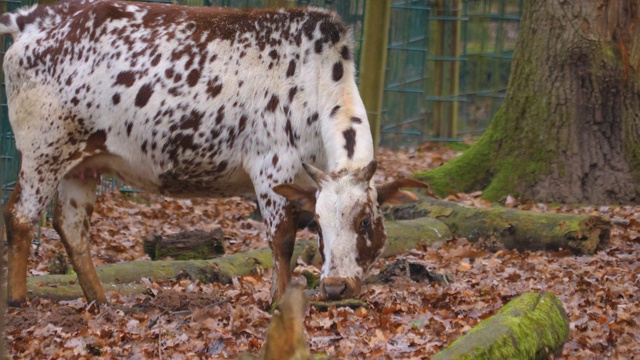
[143,229,226,261]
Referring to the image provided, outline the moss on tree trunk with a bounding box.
[415,0,640,204]
[433,292,570,360]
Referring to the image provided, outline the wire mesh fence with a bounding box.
[379,0,522,147]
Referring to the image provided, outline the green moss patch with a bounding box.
[433,292,570,360]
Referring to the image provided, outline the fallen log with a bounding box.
[143,228,226,260]
[386,195,610,254]
[27,217,451,301]
[433,292,570,360]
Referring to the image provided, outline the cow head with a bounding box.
[273,160,429,300]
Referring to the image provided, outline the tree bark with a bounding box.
[433,292,570,360]
[385,196,610,254]
[414,0,640,204]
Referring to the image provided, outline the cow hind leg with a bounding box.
[53,176,105,305]
[4,169,59,306]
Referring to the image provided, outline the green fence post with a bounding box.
[0,143,4,360]
[0,1,5,345]
[358,0,391,149]
[431,0,444,138]
[448,0,461,139]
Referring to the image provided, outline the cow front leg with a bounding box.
[53,176,106,305]
[252,164,300,300]
[266,199,299,301]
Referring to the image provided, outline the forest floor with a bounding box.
[5,144,640,359]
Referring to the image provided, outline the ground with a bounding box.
[5,144,640,359]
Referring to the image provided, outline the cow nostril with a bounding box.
[338,283,347,295]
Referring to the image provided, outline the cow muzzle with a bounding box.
[320,277,362,300]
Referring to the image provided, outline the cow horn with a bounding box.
[355,160,377,182]
[302,163,326,184]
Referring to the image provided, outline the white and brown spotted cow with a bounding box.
[0,0,428,306]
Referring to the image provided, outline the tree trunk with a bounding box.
[415,0,640,204]
[433,292,570,360]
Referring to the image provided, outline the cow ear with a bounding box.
[273,184,317,212]
[376,179,431,205]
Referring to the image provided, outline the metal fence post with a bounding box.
[0,1,5,346]
[448,0,461,139]
[358,0,391,149]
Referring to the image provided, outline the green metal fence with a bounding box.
[0,0,33,206]
[0,0,521,207]
[379,0,522,147]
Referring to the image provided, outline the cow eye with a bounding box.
[359,217,371,231]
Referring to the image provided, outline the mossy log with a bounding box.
[143,228,226,260]
[27,218,450,301]
[433,292,570,360]
[385,196,610,254]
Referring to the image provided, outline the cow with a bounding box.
[0,0,428,307]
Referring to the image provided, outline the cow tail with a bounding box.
[0,13,20,39]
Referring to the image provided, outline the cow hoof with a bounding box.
[8,298,27,308]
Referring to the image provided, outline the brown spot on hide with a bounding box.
[206,78,223,99]
[285,119,296,147]
[288,87,298,102]
[114,71,136,87]
[307,112,319,125]
[286,60,296,77]
[343,127,356,159]
[332,62,343,81]
[85,130,107,153]
[151,53,161,66]
[135,83,153,107]
[341,45,350,60]
[355,214,385,271]
[238,115,248,134]
[266,95,279,113]
[179,110,204,131]
[186,69,200,87]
